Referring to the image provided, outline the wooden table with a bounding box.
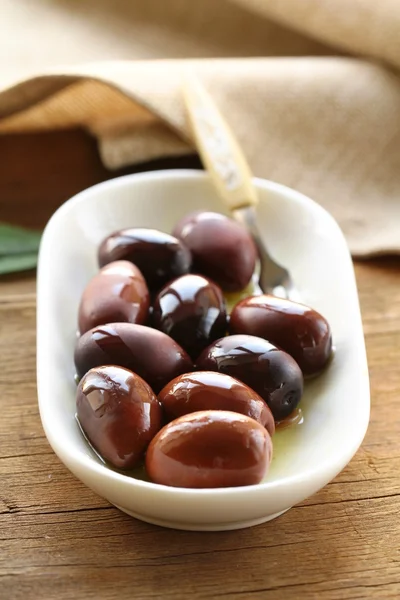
[1,130,399,600]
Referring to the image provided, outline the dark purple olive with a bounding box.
[78,261,150,335]
[74,322,193,393]
[146,410,272,488]
[172,211,257,292]
[152,274,227,359]
[196,335,303,421]
[76,365,162,469]
[158,371,275,436]
[98,228,192,292]
[230,295,332,376]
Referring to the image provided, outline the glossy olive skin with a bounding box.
[197,335,303,421]
[76,366,162,469]
[74,322,193,393]
[98,228,192,292]
[172,211,257,292]
[159,371,275,436]
[145,410,272,488]
[152,274,227,359]
[78,261,150,335]
[230,295,332,376]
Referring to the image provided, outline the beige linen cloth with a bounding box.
[1,0,400,256]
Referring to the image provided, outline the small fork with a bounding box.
[182,75,295,299]
[233,205,294,299]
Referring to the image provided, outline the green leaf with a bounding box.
[0,252,39,275]
[0,223,42,275]
[0,224,41,255]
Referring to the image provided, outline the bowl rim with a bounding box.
[37,168,370,500]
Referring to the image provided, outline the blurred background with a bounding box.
[1,0,333,86]
[1,0,400,257]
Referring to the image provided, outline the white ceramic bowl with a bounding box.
[37,170,370,531]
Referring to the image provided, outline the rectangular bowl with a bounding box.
[37,170,370,531]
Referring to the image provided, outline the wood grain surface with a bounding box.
[0,131,399,600]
